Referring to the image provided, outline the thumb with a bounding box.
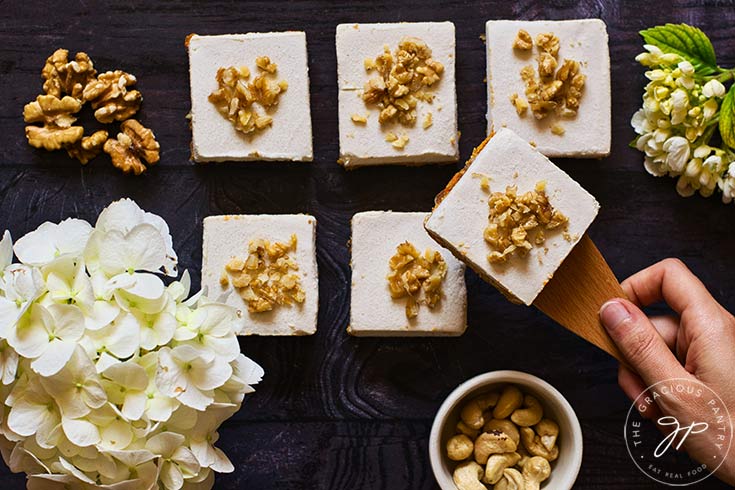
[599,299,690,387]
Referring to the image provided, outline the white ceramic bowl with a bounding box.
[429,370,583,490]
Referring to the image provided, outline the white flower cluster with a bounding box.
[0,199,263,490]
[631,45,735,201]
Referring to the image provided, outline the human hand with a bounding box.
[598,258,735,485]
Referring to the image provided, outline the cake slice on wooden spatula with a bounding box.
[424,128,624,361]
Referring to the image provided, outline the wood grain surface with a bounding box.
[534,234,626,363]
[2,1,735,489]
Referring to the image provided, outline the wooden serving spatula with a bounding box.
[533,233,627,363]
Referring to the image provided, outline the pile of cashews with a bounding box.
[446,385,560,490]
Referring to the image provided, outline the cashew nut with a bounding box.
[447,434,474,461]
[457,420,480,439]
[460,392,499,430]
[482,452,521,484]
[493,468,524,490]
[511,395,544,427]
[474,430,518,464]
[483,418,520,446]
[493,386,523,419]
[475,392,500,410]
[534,418,559,452]
[460,401,485,430]
[522,456,551,490]
[453,461,486,490]
[520,427,559,461]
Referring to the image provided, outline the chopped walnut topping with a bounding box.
[351,113,368,124]
[385,132,409,149]
[220,272,230,287]
[484,182,568,264]
[41,49,97,101]
[83,70,142,124]
[512,30,533,51]
[550,124,565,136]
[255,56,277,73]
[208,61,287,135]
[423,112,433,129]
[23,94,84,151]
[224,235,305,314]
[511,31,585,126]
[362,37,443,128]
[537,52,557,78]
[536,33,560,57]
[387,241,447,319]
[103,120,160,175]
[66,130,108,164]
[509,93,528,116]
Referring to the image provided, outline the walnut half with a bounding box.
[103,120,160,175]
[23,94,83,151]
[83,70,142,124]
[67,130,109,164]
[41,48,97,101]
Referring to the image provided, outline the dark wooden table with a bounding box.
[2,1,734,488]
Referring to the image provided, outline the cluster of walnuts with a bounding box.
[23,49,160,175]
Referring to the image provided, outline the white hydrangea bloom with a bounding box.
[0,199,260,489]
[631,46,735,202]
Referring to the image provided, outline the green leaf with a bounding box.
[640,23,718,75]
[720,84,735,149]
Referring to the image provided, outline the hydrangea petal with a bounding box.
[104,362,148,391]
[85,300,120,331]
[146,393,178,422]
[146,432,184,457]
[176,385,213,411]
[8,304,52,359]
[122,391,147,421]
[98,225,167,276]
[7,394,55,437]
[62,417,100,447]
[155,348,187,399]
[172,446,200,476]
[47,303,85,341]
[100,418,133,450]
[160,460,184,490]
[104,448,156,467]
[14,219,92,266]
[59,456,96,484]
[189,358,231,392]
[233,354,265,386]
[0,230,11,269]
[31,339,76,376]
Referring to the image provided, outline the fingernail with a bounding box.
[600,300,632,331]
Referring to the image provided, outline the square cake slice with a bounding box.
[188,32,313,162]
[336,22,459,168]
[425,128,600,305]
[485,19,611,158]
[350,211,467,336]
[202,214,318,335]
